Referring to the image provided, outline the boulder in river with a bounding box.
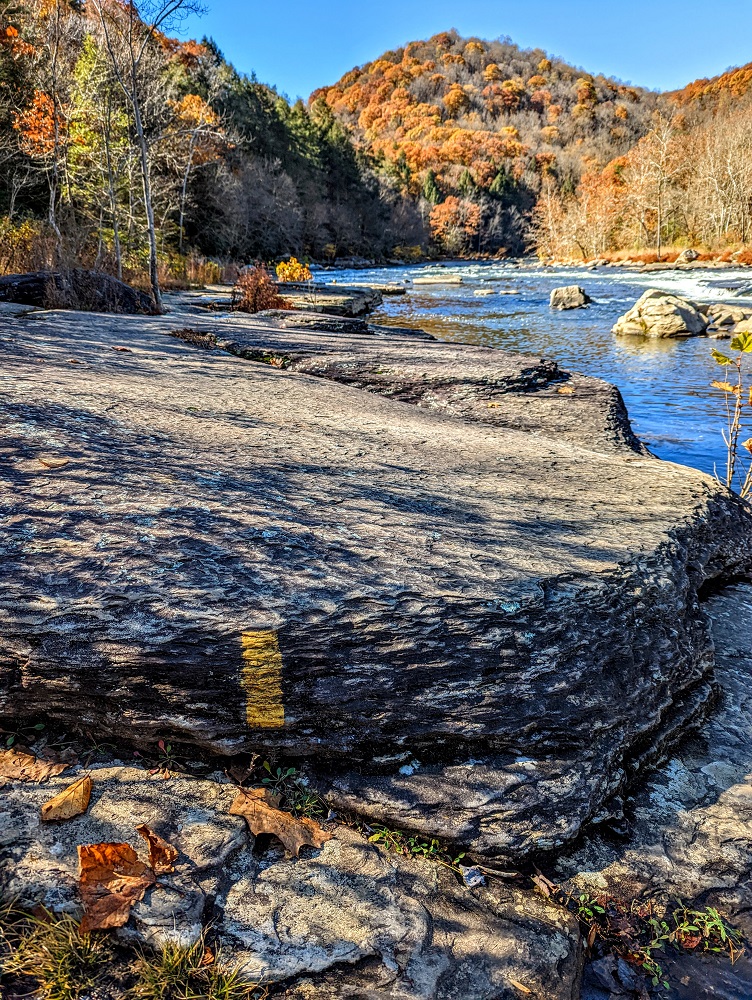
[706,303,752,330]
[612,288,709,338]
[676,248,700,264]
[549,285,591,309]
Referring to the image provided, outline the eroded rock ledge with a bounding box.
[1,298,751,864]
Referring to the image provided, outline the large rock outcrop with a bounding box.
[1,297,751,861]
[612,289,709,338]
[0,270,155,314]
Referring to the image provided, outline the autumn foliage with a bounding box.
[233,265,292,313]
[276,256,312,282]
[429,196,482,253]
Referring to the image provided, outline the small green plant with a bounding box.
[133,739,187,775]
[711,331,752,496]
[365,824,466,869]
[260,761,325,818]
[1,721,45,748]
[542,882,744,992]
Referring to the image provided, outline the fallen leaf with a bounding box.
[557,385,575,395]
[531,873,557,897]
[200,946,215,967]
[111,346,132,352]
[41,775,92,822]
[229,787,333,857]
[587,923,597,949]
[136,824,178,874]
[78,842,155,934]
[38,455,70,469]
[509,980,532,994]
[0,748,70,783]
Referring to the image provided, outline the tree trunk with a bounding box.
[132,86,161,312]
[179,133,197,255]
[104,100,123,281]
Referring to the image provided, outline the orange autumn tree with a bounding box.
[429,196,482,254]
[13,90,62,159]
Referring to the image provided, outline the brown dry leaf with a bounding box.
[0,748,71,783]
[509,980,532,995]
[111,346,132,353]
[557,385,575,395]
[41,775,92,822]
[136,824,178,874]
[78,842,155,934]
[200,946,215,967]
[531,873,557,897]
[38,455,70,469]
[229,787,333,857]
[587,923,597,949]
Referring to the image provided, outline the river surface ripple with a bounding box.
[327,259,752,477]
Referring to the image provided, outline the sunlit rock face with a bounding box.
[2,297,751,860]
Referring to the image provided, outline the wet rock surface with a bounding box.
[560,583,752,997]
[555,584,752,902]
[2,297,752,862]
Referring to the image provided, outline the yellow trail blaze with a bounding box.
[241,630,284,729]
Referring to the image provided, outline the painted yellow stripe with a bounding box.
[241,630,285,729]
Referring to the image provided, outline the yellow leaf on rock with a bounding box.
[229,787,333,857]
[41,775,92,821]
[557,385,575,395]
[38,455,70,469]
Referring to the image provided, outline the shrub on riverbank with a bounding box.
[233,266,292,313]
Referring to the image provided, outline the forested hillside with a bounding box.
[313,30,658,254]
[0,0,403,306]
[4,6,752,285]
[531,59,752,260]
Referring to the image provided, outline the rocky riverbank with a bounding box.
[2,291,752,997]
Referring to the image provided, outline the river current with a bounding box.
[326,260,752,478]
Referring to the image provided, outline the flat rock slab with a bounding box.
[1,302,752,860]
[0,764,245,949]
[226,827,582,999]
[0,765,582,998]
[190,301,642,455]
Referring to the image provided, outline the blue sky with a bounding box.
[178,1,752,101]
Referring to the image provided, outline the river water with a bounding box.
[326,260,752,478]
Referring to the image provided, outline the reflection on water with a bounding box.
[327,259,752,476]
